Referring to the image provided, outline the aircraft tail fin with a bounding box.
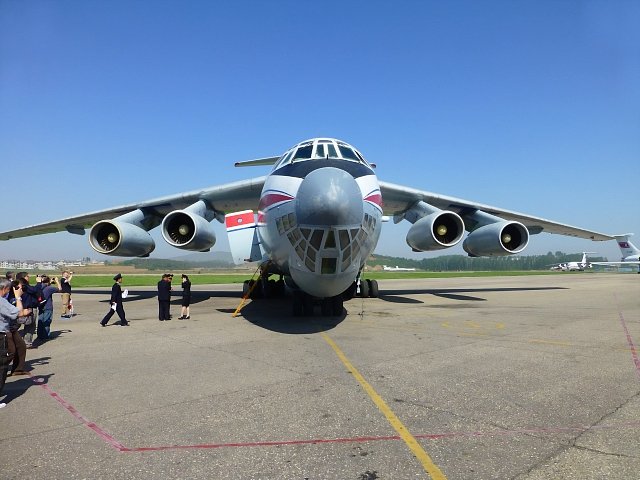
[225,210,262,265]
[613,234,640,260]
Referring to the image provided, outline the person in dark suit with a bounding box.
[157,273,172,321]
[178,274,191,319]
[101,274,129,327]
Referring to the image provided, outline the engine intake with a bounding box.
[89,220,155,257]
[406,211,464,251]
[463,221,529,257]
[161,210,216,251]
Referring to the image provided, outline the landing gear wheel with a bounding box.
[302,295,314,316]
[367,279,379,298]
[292,292,304,316]
[359,279,369,298]
[242,280,250,297]
[342,282,357,300]
[321,298,332,316]
[331,295,344,316]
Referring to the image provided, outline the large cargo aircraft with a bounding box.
[0,138,613,314]
[549,252,595,271]
[591,234,640,273]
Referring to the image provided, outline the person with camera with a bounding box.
[60,270,73,318]
[37,276,62,341]
[0,279,29,378]
[16,272,41,348]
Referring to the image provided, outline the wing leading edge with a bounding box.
[379,181,612,241]
[0,176,266,240]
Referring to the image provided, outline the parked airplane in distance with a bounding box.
[0,138,614,315]
[383,265,417,272]
[549,252,595,271]
[591,234,640,273]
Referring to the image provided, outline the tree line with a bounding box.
[369,252,608,272]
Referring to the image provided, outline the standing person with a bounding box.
[100,274,129,327]
[1,279,20,391]
[178,274,191,319]
[37,276,62,341]
[16,272,40,348]
[60,270,73,318]
[0,280,28,376]
[157,274,171,321]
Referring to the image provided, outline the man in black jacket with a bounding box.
[100,274,129,327]
[157,274,172,321]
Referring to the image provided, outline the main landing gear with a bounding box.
[291,291,344,317]
[289,278,379,317]
[343,278,379,300]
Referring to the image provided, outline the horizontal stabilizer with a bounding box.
[234,156,279,168]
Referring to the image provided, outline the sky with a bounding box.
[0,0,639,262]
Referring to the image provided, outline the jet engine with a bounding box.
[406,211,465,251]
[161,200,216,251]
[89,220,155,256]
[462,221,529,257]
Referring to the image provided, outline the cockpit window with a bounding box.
[337,143,360,162]
[273,138,372,170]
[327,143,338,158]
[273,149,294,170]
[292,143,313,161]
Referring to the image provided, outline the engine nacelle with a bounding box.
[463,221,529,257]
[406,211,465,251]
[161,210,216,251]
[89,220,155,257]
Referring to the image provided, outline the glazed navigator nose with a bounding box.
[295,167,363,226]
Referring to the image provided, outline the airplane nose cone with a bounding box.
[295,167,363,226]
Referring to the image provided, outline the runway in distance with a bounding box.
[0,138,614,315]
[591,234,640,273]
[383,265,417,272]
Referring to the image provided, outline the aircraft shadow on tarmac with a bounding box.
[74,289,241,306]
[379,286,567,304]
[220,299,347,334]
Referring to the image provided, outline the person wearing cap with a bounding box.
[157,273,172,321]
[100,274,129,327]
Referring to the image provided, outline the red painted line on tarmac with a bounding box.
[126,422,640,452]
[29,374,129,452]
[27,374,640,453]
[127,435,401,452]
[614,293,640,381]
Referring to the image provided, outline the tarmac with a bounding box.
[1,273,639,480]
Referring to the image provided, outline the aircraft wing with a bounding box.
[591,261,640,265]
[379,181,613,241]
[0,176,266,240]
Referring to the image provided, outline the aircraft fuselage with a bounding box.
[257,139,382,298]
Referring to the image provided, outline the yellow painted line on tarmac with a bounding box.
[321,333,447,480]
